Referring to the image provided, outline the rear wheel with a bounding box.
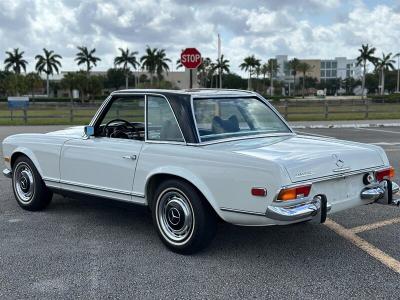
[12,156,53,211]
[151,179,217,254]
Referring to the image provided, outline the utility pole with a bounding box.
[218,33,222,88]
[397,54,400,93]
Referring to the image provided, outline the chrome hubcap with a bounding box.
[157,189,194,244]
[14,163,34,203]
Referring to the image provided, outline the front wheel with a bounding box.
[151,179,217,254]
[12,156,53,211]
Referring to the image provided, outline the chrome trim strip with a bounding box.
[287,166,385,185]
[43,177,59,183]
[220,207,266,216]
[187,133,295,146]
[52,179,145,198]
[50,184,147,205]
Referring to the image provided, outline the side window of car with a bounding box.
[147,96,184,142]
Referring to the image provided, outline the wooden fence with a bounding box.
[0,99,399,125]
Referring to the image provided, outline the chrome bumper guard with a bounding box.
[361,180,400,206]
[2,168,12,179]
[265,195,331,223]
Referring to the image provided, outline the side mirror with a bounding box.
[84,126,95,137]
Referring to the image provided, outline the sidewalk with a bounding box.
[289,119,400,129]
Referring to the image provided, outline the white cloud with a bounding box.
[0,0,399,76]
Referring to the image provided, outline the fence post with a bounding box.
[365,100,369,119]
[324,101,329,119]
[23,109,27,125]
[70,108,74,123]
[284,100,288,119]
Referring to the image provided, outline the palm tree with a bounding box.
[155,49,171,85]
[35,48,62,97]
[114,48,140,89]
[4,48,28,74]
[266,58,279,96]
[375,53,395,95]
[140,47,158,86]
[356,44,377,99]
[75,46,101,74]
[297,62,313,98]
[213,54,230,88]
[239,55,260,90]
[288,58,300,96]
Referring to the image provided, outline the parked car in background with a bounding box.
[2,89,399,253]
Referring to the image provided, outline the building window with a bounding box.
[346,64,351,69]
[332,62,337,68]
[321,61,326,69]
[326,61,331,69]
[320,70,325,77]
[326,70,331,77]
[346,70,350,77]
[332,70,337,77]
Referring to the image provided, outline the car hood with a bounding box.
[205,135,385,182]
[47,126,85,138]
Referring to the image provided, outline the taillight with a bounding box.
[277,184,312,201]
[375,167,395,182]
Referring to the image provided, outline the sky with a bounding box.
[0,0,399,75]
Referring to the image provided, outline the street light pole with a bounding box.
[397,54,400,93]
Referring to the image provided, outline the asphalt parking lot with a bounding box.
[0,125,399,299]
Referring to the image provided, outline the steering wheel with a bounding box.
[103,119,136,138]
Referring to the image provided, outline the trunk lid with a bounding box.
[206,135,384,182]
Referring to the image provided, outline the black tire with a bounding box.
[151,179,217,254]
[12,156,53,211]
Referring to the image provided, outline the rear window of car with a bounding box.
[193,97,291,142]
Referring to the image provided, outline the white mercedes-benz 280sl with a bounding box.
[2,89,399,253]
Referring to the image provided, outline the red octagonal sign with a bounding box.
[181,48,202,69]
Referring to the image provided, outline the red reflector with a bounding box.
[375,167,395,182]
[251,188,267,197]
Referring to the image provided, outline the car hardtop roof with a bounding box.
[111,88,257,98]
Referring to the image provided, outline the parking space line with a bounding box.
[358,128,400,135]
[350,217,400,234]
[325,218,400,274]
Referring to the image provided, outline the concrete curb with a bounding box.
[290,123,400,129]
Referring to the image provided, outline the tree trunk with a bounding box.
[125,74,129,89]
[381,69,385,95]
[361,62,366,99]
[46,73,49,97]
[302,73,305,99]
[293,75,296,96]
[270,72,274,97]
[248,70,252,90]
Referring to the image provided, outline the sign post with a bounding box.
[180,48,202,89]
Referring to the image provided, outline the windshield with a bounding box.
[193,97,291,142]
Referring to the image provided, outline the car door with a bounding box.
[59,95,145,203]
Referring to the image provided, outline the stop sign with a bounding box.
[180,48,202,69]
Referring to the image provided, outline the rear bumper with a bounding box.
[2,168,12,179]
[266,195,331,223]
[361,181,400,206]
[265,180,399,223]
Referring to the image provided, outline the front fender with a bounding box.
[10,147,44,177]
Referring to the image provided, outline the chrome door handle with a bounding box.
[122,155,137,160]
